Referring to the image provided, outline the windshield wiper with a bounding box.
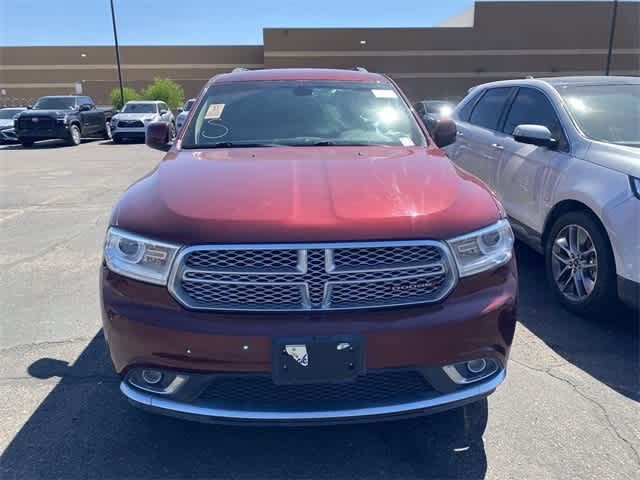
[200,142,279,149]
[310,141,387,147]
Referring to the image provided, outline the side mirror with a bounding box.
[177,108,183,114]
[146,121,172,152]
[432,119,457,148]
[513,124,557,148]
[79,104,91,112]
[160,109,168,115]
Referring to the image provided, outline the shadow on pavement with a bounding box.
[1,332,487,479]
[515,242,639,401]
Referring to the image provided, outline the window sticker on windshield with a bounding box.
[372,89,397,99]
[399,137,415,147]
[205,104,225,119]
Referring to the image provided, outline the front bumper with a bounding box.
[102,259,517,424]
[112,127,146,139]
[121,369,505,425]
[16,124,69,141]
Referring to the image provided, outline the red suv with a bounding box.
[101,68,517,425]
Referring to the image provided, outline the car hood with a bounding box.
[111,146,501,244]
[114,113,157,121]
[0,119,14,128]
[18,109,68,117]
[586,141,640,178]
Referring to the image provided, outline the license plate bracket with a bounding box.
[272,336,365,385]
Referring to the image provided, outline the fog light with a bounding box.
[141,369,163,385]
[442,357,500,385]
[127,368,188,395]
[466,359,487,374]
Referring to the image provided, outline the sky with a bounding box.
[2,0,503,46]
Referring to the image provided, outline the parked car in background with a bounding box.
[101,68,517,426]
[446,76,639,313]
[176,98,196,132]
[0,107,27,144]
[110,100,175,143]
[14,96,113,147]
[414,100,457,133]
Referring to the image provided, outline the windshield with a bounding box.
[122,103,157,114]
[181,80,426,148]
[183,99,195,111]
[33,97,76,110]
[556,84,640,147]
[0,109,23,119]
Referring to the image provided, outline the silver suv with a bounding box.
[446,76,639,314]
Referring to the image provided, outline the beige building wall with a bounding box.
[1,1,638,106]
[263,1,640,100]
[0,46,264,105]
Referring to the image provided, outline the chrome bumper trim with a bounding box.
[121,369,505,422]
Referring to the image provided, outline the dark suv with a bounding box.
[101,68,517,425]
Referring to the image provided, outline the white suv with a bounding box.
[111,101,175,143]
[446,76,639,314]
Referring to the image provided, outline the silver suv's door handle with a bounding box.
[491,143,504,151]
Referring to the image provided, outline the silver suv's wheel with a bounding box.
[545,211,617,315]
[551,224,597,301]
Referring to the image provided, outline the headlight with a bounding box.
[447,219,514,277]
[143,117,155,122]
[111,118,118,127]
[56,113,68,124]
[104,228,180,285]
[631,177,640,200]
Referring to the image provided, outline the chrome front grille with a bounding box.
[169,241,457,311]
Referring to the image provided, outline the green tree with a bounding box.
[142,78,185,110]
[110,87,140,110]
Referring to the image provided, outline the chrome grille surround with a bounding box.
[168,241,458,312]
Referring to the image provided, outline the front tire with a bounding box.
[103,121,112,140]
[545,210,617,315]
[67,125,81,146]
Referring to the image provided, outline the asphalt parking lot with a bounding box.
[1,139,638,480]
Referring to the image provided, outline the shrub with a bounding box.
[142,78,185,110]
[110,87,140,110]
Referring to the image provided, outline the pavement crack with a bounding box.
[511,358,640,464]
[0,336,94,353]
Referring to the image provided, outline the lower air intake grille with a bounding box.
[199,370,435,411]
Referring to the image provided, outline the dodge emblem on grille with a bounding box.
[285,345,308,367]
[391,280,437,292]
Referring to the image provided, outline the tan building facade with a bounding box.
[1,1,638,106]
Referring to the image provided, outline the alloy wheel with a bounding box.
[551,224,598,301]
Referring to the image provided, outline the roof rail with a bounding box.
[232,67,249,73]
[353,66,368,72]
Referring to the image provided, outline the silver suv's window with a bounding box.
[503,87,569,151]
[468,87,513,130]
[181,80,426,148]
[556,84,639,148]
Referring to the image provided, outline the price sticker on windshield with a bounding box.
[205,103,225,120]
[372,89,397,99]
